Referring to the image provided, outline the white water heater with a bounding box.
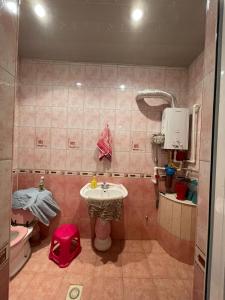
[161,108,189,150]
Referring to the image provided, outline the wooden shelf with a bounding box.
[158,193,197,242]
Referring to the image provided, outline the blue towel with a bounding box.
[12,188,60,226]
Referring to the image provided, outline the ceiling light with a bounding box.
[120,84,126,90]
[76,82,82,87]
[221,70,224,76]
[131,8,143,22]
[5,1,18,14]
[34,4,46,18]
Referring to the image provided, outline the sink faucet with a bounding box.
[101,182,109,189]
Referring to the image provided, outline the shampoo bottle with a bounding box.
[90,176,97,189]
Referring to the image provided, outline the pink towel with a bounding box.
[97,124,112,161]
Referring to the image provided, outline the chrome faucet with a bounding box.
[101,182,109,189]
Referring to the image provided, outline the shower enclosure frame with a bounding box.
[205,0,225,299]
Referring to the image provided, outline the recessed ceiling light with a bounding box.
[34,4,46,18]
[131,8,143,22]
[5,1,18,14]
[120,84,126,90]
[76,82,82,87]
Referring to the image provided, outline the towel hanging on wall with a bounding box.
[97,124,112,161]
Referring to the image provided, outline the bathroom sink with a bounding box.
[80,183,128,201]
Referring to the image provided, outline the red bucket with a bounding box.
[175,182,188,200]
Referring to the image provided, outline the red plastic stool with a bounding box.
[49,224,81,268]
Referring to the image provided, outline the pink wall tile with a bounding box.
[51,107,67,128]
[36,62,56,84]
[116,89,133,110]
[18,147,34,169]
[66,149,82,171]
[68,87,84,107]
[84,109,99,130]
[113,152,129,173]
[100,109,115,130]
[147,110,162,133]
[0,68,14,160]
[12,173,18,192]
[67,129,82,149]
[14,102,19,127]
[35,107,52,127]
[133,66,150,89]
[204,0,217,76]
[117,66,134,88]
[196,161,210,254]
[0,3,18,76]
[83,130,99,150]
[115,110,131,131]
[52,86,68,107]
[68,64,85,85]
[18,84,36,106]
[165,68,183,96]
[50,149,67,170]
[51,63,69,84]
[200,72,214,161]
[84,87,101,108]
[145,153,155,174]
[100,88,117,109]
[131,110,147,131]
[0,160,12,244]
[51,128,67,149]
[101,65,118,87]
[18,127,35,148]
[35,127,50,148]
[85,64,101,86]
[19,60,37,83]
[113,131,130,152]
[36,85,52,106]
[34,148,50,169]
[129,152,146,173]
[130,131,147,152]
[19,106,35,127]
[67,107,83,129]
[148,67,165,89]
[81,150,99,171]
[13,146,18,169]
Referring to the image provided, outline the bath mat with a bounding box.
[66,285,83,300]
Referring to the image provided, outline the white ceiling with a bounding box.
[19,0,206,67]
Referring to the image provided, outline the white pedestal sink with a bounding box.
[80,182,128,251]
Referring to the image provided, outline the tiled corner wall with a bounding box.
[0,1,19,299]
[185,52,204,172]
[14,59,188,174]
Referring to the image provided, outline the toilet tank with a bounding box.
[161,108,189,150]
[11,209,36,225]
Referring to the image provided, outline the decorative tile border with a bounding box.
[13,169,153,179]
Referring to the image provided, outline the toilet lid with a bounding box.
[10,226,28,248]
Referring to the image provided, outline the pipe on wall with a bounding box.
[136,89,177,108]
[186,104,201,164]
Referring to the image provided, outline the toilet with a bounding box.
[10,209,35,278]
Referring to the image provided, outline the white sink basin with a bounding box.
[80,183,128,201]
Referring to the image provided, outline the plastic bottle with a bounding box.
[90,176,97,189]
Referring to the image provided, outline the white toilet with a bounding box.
[10,209,35,278]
